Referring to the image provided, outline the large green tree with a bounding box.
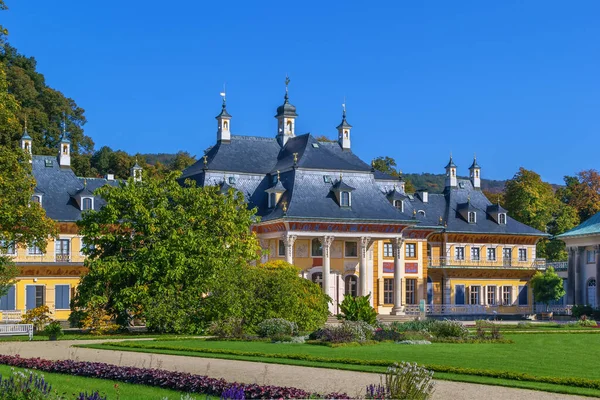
[371,156,416,193]
[530,267,565,311]
[74,171,261,332]
[556,170,600,222]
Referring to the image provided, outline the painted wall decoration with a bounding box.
[296,241,309,258]
[344,261,359,272]
[331,242,343,258]
[288,222,406,234]
[383,262,394,273]
[405,263,419,274]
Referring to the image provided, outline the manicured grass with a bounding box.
[83,334,600,397]
[0,364,210,400]
[0,332,197,342]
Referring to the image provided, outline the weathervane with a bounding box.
[220,83,226,106]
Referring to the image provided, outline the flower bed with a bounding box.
[0,355,348,399]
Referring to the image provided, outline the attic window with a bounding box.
[82,197,93,211]
[312,143,320,148]
[468,211,476,223]
[340,191,351,207]
[44,160,53,167]
[323,175,332,183]
[418,210,426,217]
[407,194,414,200]
[394,200,403,212]
[228,176,236,185]
[499,213,506,224]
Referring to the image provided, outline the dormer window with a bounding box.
[82,197,93,211]
[418,210,426,217]
[268,192,277,208]
[341,191,351,207]
[468,211,476,223]
[394,200,403,212]
[499,213,506,224]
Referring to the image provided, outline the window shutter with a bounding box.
[518,285,528,306]
[0,286,15,310]
[26,286,36,310]
[455,285,465,305]
[55,285,70,309]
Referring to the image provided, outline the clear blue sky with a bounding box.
[4,1,599,183]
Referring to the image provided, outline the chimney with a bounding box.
[420,191,428,203]
[105,173,115,181]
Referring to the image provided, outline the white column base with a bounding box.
[391,306,405,315]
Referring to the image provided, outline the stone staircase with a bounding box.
[326,314,416,325]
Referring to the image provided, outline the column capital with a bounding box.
[318,235,335,248]
[282,234,297,246]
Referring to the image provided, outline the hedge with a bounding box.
[99,341,600,390]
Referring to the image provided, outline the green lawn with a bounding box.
[82,334,600,397]
[0,333,197,342]
[0,365,211,400]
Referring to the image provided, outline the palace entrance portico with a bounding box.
[255,220,429,314]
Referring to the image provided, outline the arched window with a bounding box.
[286,120,292,132]
[468,211,476,223]
[588,279,597,308]
[345,275,357,297]
[499,213,506,224]
[63,145,68,155]
[418,210,426,217]
[31,195,41,204]
[224,121,228,130]
[24,143,29,151]
[341,191,350,207]
[311,238,323,257]
[82,198,92,211]
[452,169,455,177]
[312,272,323,289]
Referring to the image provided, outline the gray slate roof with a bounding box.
[32,155,119,222]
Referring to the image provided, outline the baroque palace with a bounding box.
[1,83,550,321]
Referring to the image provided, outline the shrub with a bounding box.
[82,299,120,335]
[572,305,595,319]
[396,340,432,345]
[0,355,348,399]
[337,294,378,325]
[374,327,404,342]
[577,319,597,327]
[366,362,435,399]
[309,321,374,343]
[257,318,298,338]
[474,320,503,340]
[271,334,293,343]
[517,321,533,328]
[390,319,436,333]
[42,321,64,339]
[21,305,52,331]
[208,318,245,339]
[429,320,468,339]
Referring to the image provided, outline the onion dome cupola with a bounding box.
[336,102,352,150]
[131,159,142,182]
[216,91,232,143]
[444,154,457,188]
[275,76,298,147]
[469,155,481,188]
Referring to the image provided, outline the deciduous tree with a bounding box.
[556,170,600,222]
[530,267,566,311]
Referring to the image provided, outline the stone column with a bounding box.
[319,236,335,298]
[392,236,404,315]
[283,234,297,265]
[596,245,600,308]
[576,247,585,304]
[359,237,372,296]
[567,247,576,305]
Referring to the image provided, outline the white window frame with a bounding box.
[455,246,465,261]
[27,244,44,256]
[1,240,16,256]
[471,247,480,261]
[383,242,393,257]
[518,248,527,262]
[587,250,595,264]
[344,241,358,258]
[487,285,497,305]
[55,238,70,262]
[81,196,94,211]
[469,285,480,305]
[31,195,43,206]
[468,211,476,223]
[498,213,506,224]
[268,192,277,208]
[340,191,351,207]
[405,243,416,258]
[502,286,512,306]
[393,200,403,212]
[487,247,496,261]
[311,238,323,257]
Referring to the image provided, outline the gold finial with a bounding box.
[293,152,298,165]
[439,216,443,225]
[282,201,288,213]
[203,155,208,168]
[277,170,280,181]
[413,209,417,218]
[83,178,87,188]
[339,172,343,181]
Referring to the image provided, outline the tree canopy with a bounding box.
[530,267,566,310]
[371,156,416,193]
[74,172,262,332]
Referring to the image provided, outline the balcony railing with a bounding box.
[404,304,573,316]
[546,261,568,272]
[55,253,70,262]
[428,257,546,270]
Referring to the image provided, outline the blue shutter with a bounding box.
[455,285,465,305]
[26,286,36,310]
[518,285,528,305]
[55,285,70,309]
[0,286,15,310]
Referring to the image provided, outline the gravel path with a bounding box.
[0,340,587,399]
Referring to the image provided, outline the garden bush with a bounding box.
[429,320,468,339]
[42,321,64,340]
[81,298,120,335]
[572,305,596,319]
[21,305,52,331]
[0,369,106,400]
[365,362,435,400]
[390,319,436,333]
[475,320,502,340]
[257,318,298,338]
[208,318,245,339]
[577,318,598,327]
[0,355,348,399]
[337,294,378,325]
[373,327,405,342]
[309,321,374,343]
